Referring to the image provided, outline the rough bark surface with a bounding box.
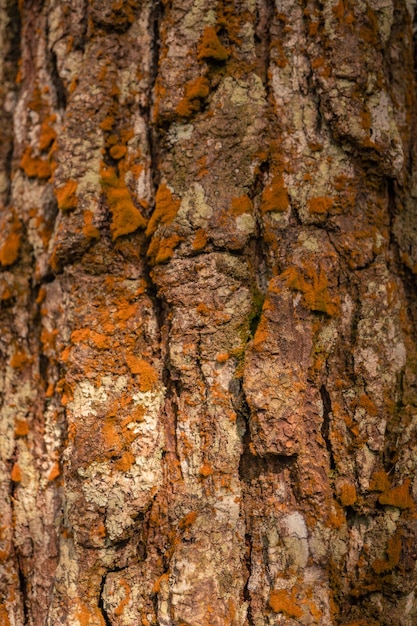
[1,1,417,624]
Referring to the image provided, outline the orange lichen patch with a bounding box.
[126,356,158,392]
[114,451,135,472]
[308,196,333,215]
[148,234,182,264]
[311,57,325,70]
[282,265,339,316]
[82,210,100,240]
[369,470,390,493]
[109,144,127,160]
[192,228,207,251]
[0,221,21,267]
[55,179,78,212]
[70,328,90,343]
[10,348,30,369]
[101,163,147,239]
[176,76,210,118]
[216,352,229,363]
[178,510,197,529]
[125,404,146,425]
[261,174,289,213]
[114,578,131,617]
[252,316,268,349]
[199,463,213,477]
[20,147,51,179]
[230,195,253,216]
[0,278,13,301]
[0,604,11,625]
[198,27,229,62]
[39,117,57,152]
[14,419,29,437]
[146,183,181,236]
[11,463,22,483]
[337,480,357,506]
[378,479,414,509]
[372,532,402,574]
[100,115,115,131]
[47,462,61,481]
[102,421,123,455]
[269,588,303,618]
[40,327,57,352]
[152,573,169,594]
[76,603,106,626]
[358,393,378,416]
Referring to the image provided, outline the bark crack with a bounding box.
[98,573,112,626]
[320,383,335,470]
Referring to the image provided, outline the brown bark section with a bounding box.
[1,1,417,625]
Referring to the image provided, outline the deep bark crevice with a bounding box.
[17,554,29,624]
[254,0,275,94]
[98,573,112,626]
[147,0,164,198]
[320,383,335,470]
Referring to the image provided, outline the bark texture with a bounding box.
[1,1,417,624]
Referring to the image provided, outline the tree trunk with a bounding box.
[1,1,417,624]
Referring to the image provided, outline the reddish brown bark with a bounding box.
[1,1,417,625]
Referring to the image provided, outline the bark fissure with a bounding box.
[320,383,335,471]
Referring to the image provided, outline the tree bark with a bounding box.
[1,1,417,624]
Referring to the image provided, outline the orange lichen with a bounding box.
[10,348,29,369]
[114,579,131,617]
[178,510,197,529]
[14,419,29,437]
[199,463,213,477]
[230,195,253,216]
[282,265,339,316]
[308,196,333,215]
[358,393,378,416]
[100,115,115,131]
[76,603,106,626]
[39,117,57,152]
[369,470,390,493]
[176,76,210,118]
[146,183,181,236]
[192,228,208,250]
[0,604,11,626]
[11,463,22,483]
[0,223,21,267]
[47,462,61,481]
[109,144,127,160]
[152,573,169,594]
[261,174,289,213]
[55,179,78,212]
[20,147,51,179]
[114,451,135,472]
[101,163,147,240]
[148,234,182,264]
[198,27,229,62]
[125,356,158,391]
[216,352,229,363]
[372,533,402,574]
[102,421,122,455]
[252,316,268,349]
[378,479,414,509]
[269,588,303,618]
[337,480,357,506]
[82,210,100,240]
